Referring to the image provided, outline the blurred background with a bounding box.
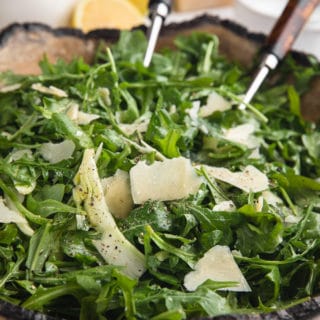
[0,0,319,58]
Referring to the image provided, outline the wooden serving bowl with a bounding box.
[0,15,319,320]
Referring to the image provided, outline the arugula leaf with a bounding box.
[22,283,86,311]
[25,222,53,272]
[135,283,232,319]
[0,244,25,289]
[112,30,147,63]
[51,113,93,148]
[61,230,100,265]
[27,196,80,217]
[302,132,320,159]
[119,201,174,242]
[0,224,18,245]
[273,171,320,207]
[236,204,283,256]
[145,110,183,157]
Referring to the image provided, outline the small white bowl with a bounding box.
[234,0,320,59]
[0,0,79,30]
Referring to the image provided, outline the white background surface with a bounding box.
[0,0,79,30]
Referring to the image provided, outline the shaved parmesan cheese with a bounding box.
[40,140,75,164]
[130,157,203,204]
[0,83,22,93]
[184,245,251,292]
[119,112,151,135]
[285,215,301,224]
[262,191,283,207]
[77,112,100,125]
[119,122,149,135]
[9,149,33,162]
[66,103,100,125]
[31,83,68,98]
[223,123,260,149]
[98,87,111,106]
[186,100,200,122]
[262,191,299,224]
[66,103,79,120]
[213,200,236,212]
[1,131,12,139]
[204,165,268,193]
[254,196,264,212]
[199,91,231,117]
[248,147,261,159]
[0,197,34,236]
[119,114,151,135]
[169,104,177,114]
[0,198,26,224]
[101,170,133,219]
[15,182,36,195]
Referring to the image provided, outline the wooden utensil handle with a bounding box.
[266,0,319,60]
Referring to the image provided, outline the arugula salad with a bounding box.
[0,30,320,320]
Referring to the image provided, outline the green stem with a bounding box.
[235,239,318,265]
[22,283,85,310]
[279,186,298,216]
[0,253,24,289]
[0,178,48,225]
[28,222,52,272]
[121,81,212,89]
[291,204,314,241]
[202,40,214,74]
[8,113,38,142]
[145,225,196,268]
[31,73,86,82]
[218,87,268,123]
[199,166,228,203]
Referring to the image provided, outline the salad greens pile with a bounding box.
[0,30,320,320]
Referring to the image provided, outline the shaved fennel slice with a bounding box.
[73,149,145,279]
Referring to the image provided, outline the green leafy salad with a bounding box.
[0,30,320,320]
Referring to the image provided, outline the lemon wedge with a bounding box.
[72,0,145,32]
[128,0,148,15]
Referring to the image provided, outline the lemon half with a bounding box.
[72,0,145,32]
[128,0,148,14]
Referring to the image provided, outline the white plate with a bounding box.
[0,0,79,30]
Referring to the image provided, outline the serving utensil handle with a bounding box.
[143,0,172,67]
[266,0,319,60]
[149,0,172,14]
